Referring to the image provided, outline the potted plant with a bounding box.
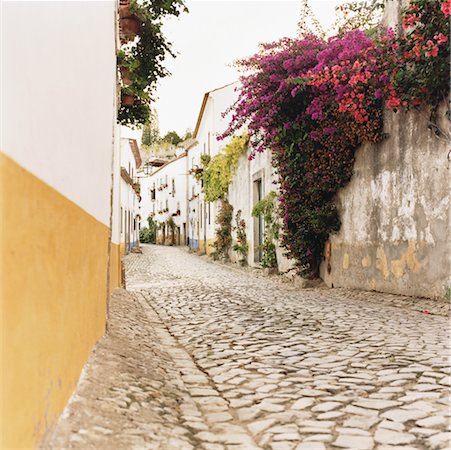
[116,0,187,126]
[119,0,132,19]
[120,66,132,86]
[119,15,141,42]
[122,93,135,106]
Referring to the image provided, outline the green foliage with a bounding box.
[232,210,248,265]
[212,199,233,260]
[141,109,160,147]
[139,216,157,243]
[162,130,182,146]
[117,0,187,126]
[252,192,279,269]
[203,133,249,202]
[182,129,193,141]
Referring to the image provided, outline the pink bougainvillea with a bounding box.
[221,0,449,277]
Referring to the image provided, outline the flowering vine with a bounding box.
[221,0,449,278]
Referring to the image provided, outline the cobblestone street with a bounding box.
[45,245,450,450]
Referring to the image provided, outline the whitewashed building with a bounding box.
[144,145,190,245]
[119,130,142,253]
[227,150,293,272]
[184,82,293,271]
[187,82,238,254]
[0,1,120,447]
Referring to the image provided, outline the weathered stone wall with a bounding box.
[320,104,450,298]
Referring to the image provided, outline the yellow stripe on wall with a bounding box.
[0,153,109,448]
[109,242,122,291]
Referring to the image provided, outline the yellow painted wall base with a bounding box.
[0,153,109,449]
[198,239,216,256]
[109,242,122,292]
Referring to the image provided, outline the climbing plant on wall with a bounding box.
[202,133,249,202]
[232,210,248,265]
[221,0,450,278]
[252,192,280,269]
[212,199,234,260]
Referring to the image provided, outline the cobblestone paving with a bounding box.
[45,244,450,450]
[44,288,202,449]
[130,245,450,450]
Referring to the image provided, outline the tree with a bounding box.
[182,129,193,141]
[161,130,182,146]
[142,109,160,147]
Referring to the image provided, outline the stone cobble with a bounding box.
[43,289,208,449]
[130,245,450,450]
[44,244,450,450]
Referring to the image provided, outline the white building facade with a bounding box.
[0,1,120,447]
[187,83,238,254]
[144,150,188,245]
[118,132,142,253]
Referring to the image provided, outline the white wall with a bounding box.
[149,154,188,243]
[111,128,121,246]
[119,138,140,249]
[188,82,239,249]
[1,1,117,226]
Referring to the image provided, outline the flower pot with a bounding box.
[120,16,140,39]
[119,4,132,19]
[122,94,135,106]
[120,66,132,86]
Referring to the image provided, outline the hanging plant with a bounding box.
[117,0,188,126]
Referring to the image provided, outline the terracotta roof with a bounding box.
[121,166,133,185]
[129,139,142,168]
[144,159,167,168]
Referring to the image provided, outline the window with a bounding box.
[165,175,168,186]
[120,207,123,233]
[151,188,156,200]
[208,203,211,225]
[166,199,168,210]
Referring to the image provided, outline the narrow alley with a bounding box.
[44,245,450,450]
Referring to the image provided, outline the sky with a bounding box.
[154,0,345,137]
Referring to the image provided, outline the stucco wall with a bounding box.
[320,105,451,298]
[148,154,188,245]
[0,1,117,447]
